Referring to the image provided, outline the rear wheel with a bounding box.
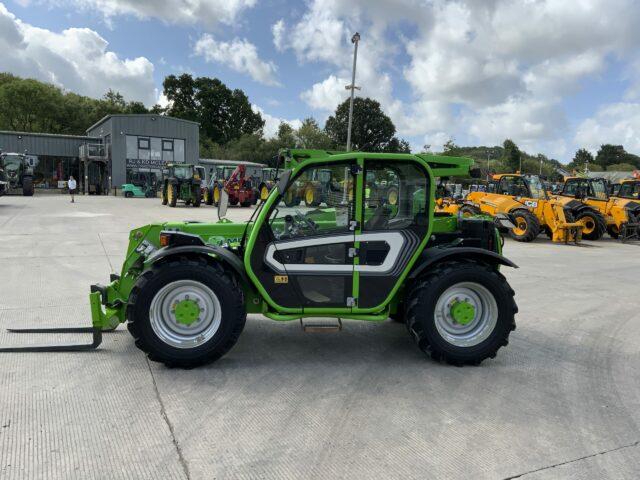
[406,260,517,365]
[576,210,606,240]
[203,188,212,206]
[168,184,177,207]
[161,185,168,205]
[193,187,201,207]
[213,186,221,207]
[260,184,270,201]
[284,190,299,207]
[387,187,399,206]
[304,186,320,207]
[22,176,34,196]
[124,191,133,198]
[508,209,540,242]
[127,259,246,368]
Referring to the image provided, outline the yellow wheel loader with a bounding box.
[557,177,639,241]
[465,174,584,243]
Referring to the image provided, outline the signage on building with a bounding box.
[126,158,184,169]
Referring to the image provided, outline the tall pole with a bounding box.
[487,151,491,180]
[346,32,361,152]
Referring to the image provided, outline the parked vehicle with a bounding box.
[203,165,236,206]
[0,151,34,196]
[160,164,204,207]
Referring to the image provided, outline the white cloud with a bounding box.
[193,34,280,87]
[39,0,255,26]
[272,19,285,52]
[251,105,302,138]
[575,103,640,153]
[0,3,155,104]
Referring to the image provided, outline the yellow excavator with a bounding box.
[463,173,585,243]
[556,177,639,241]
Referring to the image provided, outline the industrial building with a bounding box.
[0,114,200,194]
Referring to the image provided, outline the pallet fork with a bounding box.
[0,283,115,353]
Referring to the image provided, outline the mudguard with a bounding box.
[145,244,253,289]
[408,247,518,279]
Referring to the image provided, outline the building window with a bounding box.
[162,139,174,151]
[138,137,150,150]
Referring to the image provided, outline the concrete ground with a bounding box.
[0,194,639,480]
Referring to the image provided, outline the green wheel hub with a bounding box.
[173,299,201,326]
[450,300,476,325]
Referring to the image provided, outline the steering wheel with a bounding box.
[295,209,318,232]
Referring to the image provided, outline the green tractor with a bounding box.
[0,151,34,196]
[1,150,518,367]
[160,164,204,207]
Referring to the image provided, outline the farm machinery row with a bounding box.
[436,173,640,244]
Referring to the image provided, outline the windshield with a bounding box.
[525,175,546,199]
[173,166,192,179]
[618,181,640,199]
[590,179,609,200]
[1,154,23,172]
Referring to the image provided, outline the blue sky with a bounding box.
[2,0,640,162]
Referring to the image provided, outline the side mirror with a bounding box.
[217,190,229,220]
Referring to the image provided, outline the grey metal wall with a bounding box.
[86,115,200,186]
[0,131,97,157]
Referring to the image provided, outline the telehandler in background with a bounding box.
[611,179,640,201]
[464,174,585,243]
[556,177,639,241]
[1,149,518,368]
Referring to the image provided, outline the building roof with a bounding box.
[86,114,200,133]
[199,158,266,167]
[0,130,98,141]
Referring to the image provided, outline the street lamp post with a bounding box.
[345,32,361,152]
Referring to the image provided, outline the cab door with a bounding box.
[353,159,431,310]
[248,159,358,311]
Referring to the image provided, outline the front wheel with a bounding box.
[124,191,133,198]
[576,210,606,240]
[192,187,202,207]
[161,186,168,205]
[167,184,177,207]
[204,188,212,206]
[406,260,517,365]
[509,209,540,242]
[126,259,246,368]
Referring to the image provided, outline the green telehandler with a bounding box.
[1,150,518,367]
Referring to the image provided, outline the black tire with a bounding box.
[607,225,619,239]
[22,176,34,196]
[193,187,202,207]
[204,188,213,206]
[406,260,517,365]
[161,185,168,205]
[240,200,252,207]
[459,205,480,217]
[168,184,177,207]
[304,186,321,207]
[124,191,133,198]
[508,209,540,242]
[575,209,606,240]
[126,258,246,368]
[284,191,299,207]
[229,197,239,206]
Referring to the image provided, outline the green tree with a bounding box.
[570,148,594,171]
[163,74,264,145]
[595,144,626,169]
[502,139,522,172]
[324,97,407,152]
[296,117,333,149]
[606,163,637,171]
[384,137,411,153]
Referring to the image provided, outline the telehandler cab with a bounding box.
[464,174,585,243]
[557,177,639,241]
[1,150,518,367]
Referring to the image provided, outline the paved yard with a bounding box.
[0,194,639,479]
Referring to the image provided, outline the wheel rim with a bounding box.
[204,189,209,203]
[306,189,314,204]
[261,186,269,200]
[582,217,595,234]
[149,280,222,349]
[168,186,174,203]
[434,282,498,347]
[214,187,220,202]
[513,216,527,236]
[388,190,398,205]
